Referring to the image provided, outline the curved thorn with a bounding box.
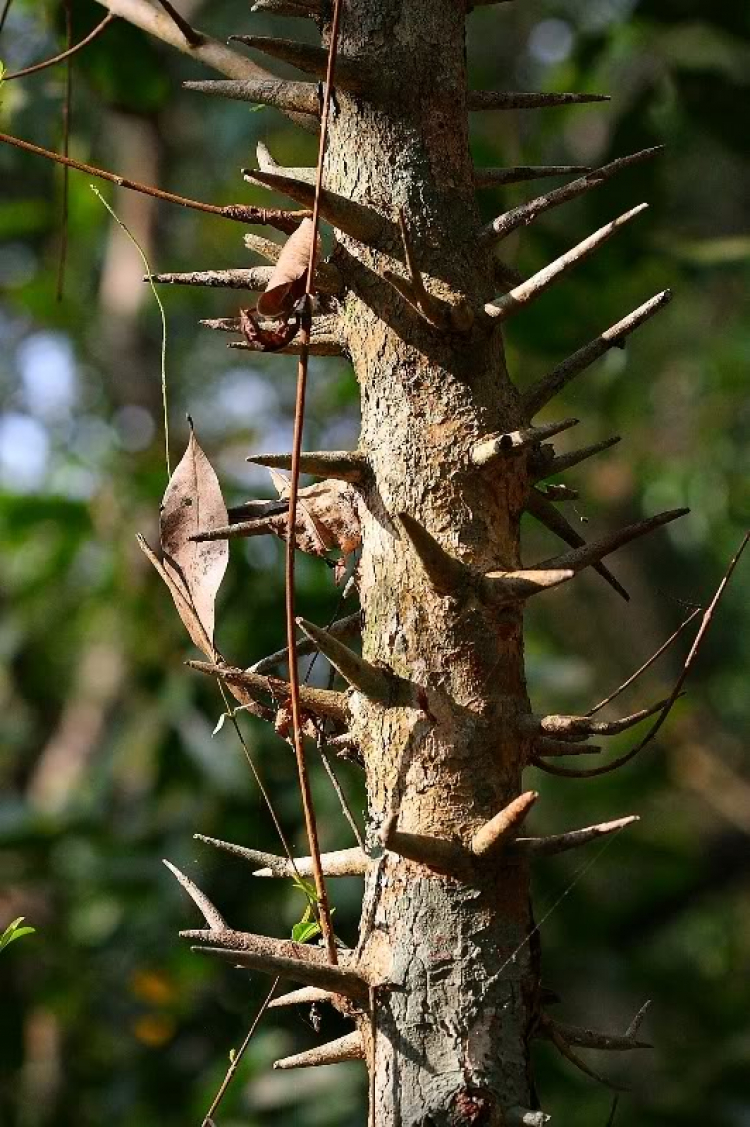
[186,659,349,724]
[471,791,538,859]
[472,418,579,467]
[536,509,689,575]
[248,450,369,484]
[273,1031,365,1069]
[525,488,629,601]
[522,291,673,417]
[512,815,638,856]
[183,76,319,116]
[296,618,397,703]
[162,860,226,930]
[482,147,663,243]
[485,205,648,322]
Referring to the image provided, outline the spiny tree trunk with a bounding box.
[93,1,682,1123]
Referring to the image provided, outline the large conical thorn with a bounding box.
[273,1031,365,1070]
[162,860,226,930]
[532,435,621,481]
[184,76,319,116]
[268,986,335,1009]
[247,450,370,485]
[475,163,589,189]
[470,792,538,859]
[249,611,361,675]
[244,168,384,244]
[511,815,638,856]
[468,90,609,111]
[535,508,689,576]
[296,618,401,704]
[230,35,364,90]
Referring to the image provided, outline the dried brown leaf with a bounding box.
[159,423,229,649]
[238,308,300,352]
[256,217,318,318]
[267,471,362,562]
[137,535,214,657]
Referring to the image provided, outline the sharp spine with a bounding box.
[162,860,226,930]
[468,91,610,111]
[183,927,370,1000]
[476,164,590,188]
[230,35,363,89]
[250,611,361,675]
[397,513,469,599]
[273,1031,365,1070]
[543,1018,651,1052]
[537,508,689,575]
[471,791,538,859]
[256,139,316,185]
[522,290,673,417]
[512,815,638,856]
[525,488,629,601]
[268,986,335,1009]
[186,660,349,723]
[534,435,621,480]
[472,418,579,467]
[244,168,384,244]
[253,847,368,878]
[183,77,319,116]
[248,451,369,484]
[482,146,663,242]
[194,834,287,870]
[485,205,649,322]
[296,618,396,703]
[480,568,574,604]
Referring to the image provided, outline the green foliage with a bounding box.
[0,917,36,953]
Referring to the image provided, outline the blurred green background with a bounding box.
[1,1,749,1125]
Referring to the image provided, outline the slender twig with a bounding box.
[0,132,308,233]
[201,978,279,1126]
[3,13,116,80]
[586,607,702,716]
[152,0,202,47]
[535,532,750,778]
[0,0,15,35]
[55,0,74,303]
[319,744,366,852]
[285,0,344,967]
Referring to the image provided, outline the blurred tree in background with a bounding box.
[0,2,748,1125]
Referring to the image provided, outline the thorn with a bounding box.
[532,737,603,758]
[186,659,349,724]
[250,611,361,675]
[476,164,590,188]
[273,1031,365,1069]
[194,834,288,871]
[383,208,474,332]
[256,140,316,185]
[471,418,579,467]
[148,267,273,290]
[534,435,621,480]
[230,35,363,90]
[471,791,538,859]
[537,508,689,576]
[244,168,384,244]
[381,814,470,877]
[480,568,574,605]
[296,618,398,703]
[522,290,673,417]
[524,697,678,739]
[251,0,322,16]
[482,147,663,242]
[183,77,319,116]
[546,1022,628,1091]
[253,847,368,878]
[543,1018,651,1052]
[397,513,469,599]
[184,928,370,1000]
[162,860,226,930]
[525,488,629,601]
[512,815,638,856]
[248,450,369,484]
[243,230,284,261]
[468,91,610,111]
[485,205,649,322]
[626,1000,652,1039]
[268,986,335,1009]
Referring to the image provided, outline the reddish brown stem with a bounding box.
[284,0,345,967]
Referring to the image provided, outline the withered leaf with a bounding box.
[239,308,300,352]
[256,217,318,319]
[159,423,229,649]
[267,472,362,566]
[137,534,213,657]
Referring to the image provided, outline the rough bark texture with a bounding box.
[323,5,537,1123]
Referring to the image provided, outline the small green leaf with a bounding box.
[292,920,321,944]
[0,917,36,952]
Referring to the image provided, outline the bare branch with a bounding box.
[162,860,226,930]
[472,418,579,467]
[274,1031,365,1069]
[186,659,349,724]
[481,147,662,243]
[524,697,674,739]
[522,291,672,418]
[546,1023,627,1091]
[544,1019,651,1052]
[485,206,648,322]
[468,91,610,111]
[3,13,117,80]
[532,737,602,758]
